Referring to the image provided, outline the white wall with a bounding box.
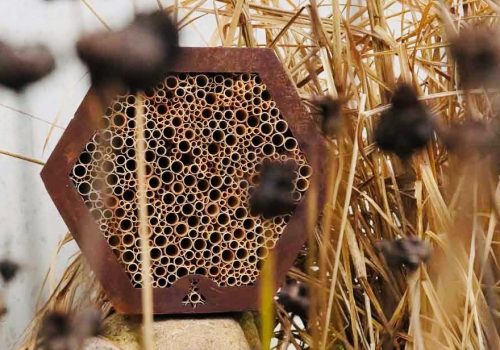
[0,1,208,348]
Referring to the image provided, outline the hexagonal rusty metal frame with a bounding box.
[41,48,328,314]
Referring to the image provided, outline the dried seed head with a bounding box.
[311,95,344,137]
[0,259,20,283]
[260,160,296,191]
[478,117,500,175]
[0,42,55,91]
[38,309,103,350]
[390,83,419,108]
[0,297,6,318]
[374,84,434,159]
[450,26,500,89]
[442,119,494,157]
[72,308,102,339]
[277,279,309,321]
[77,11,179,91]
[376,237,431,271]
[487,116,500,155]
[39,311,71,343]
[249,161,297,218]
[443,117,500,174]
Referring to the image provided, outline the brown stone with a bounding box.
[85,315,251,350]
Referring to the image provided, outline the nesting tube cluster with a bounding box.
[69,72,311,288]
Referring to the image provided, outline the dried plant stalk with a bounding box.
[135,94,154,350]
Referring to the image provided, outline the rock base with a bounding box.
[84,315,251,350]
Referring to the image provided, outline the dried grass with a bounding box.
[12,0,500,349]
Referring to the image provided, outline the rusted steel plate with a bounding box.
[41,48,327,314]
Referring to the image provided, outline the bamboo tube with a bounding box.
[270,133,284,147]
[234,108,248,122]
[178,237,192,250]
[102,207,113,219]
[234,207,247,220]
[149,216,159,226]
[212,74,223,85]
[202,249,211,260]
[205,203,219,216]
[291,192,301,201]
[111,102,124,113]
[245,231,256,243]
[184,93,195,104]
[217,213,230,226]
[174,223,188,236]
[233,260,242,269]
[209,231,222,244]
[195,88,206,100]
[121,250,135,264]
[186,192,197,203]
[205,92,216,105]
[269,107,279,118]
[256,234,267,246]
[193,238,206,251]
[184,250,194,261]
[296,177,310,191]
[127,263,139,274]
[211,242,222,254]
[157,277,168,288]
[195,74,209,87]
[184,128,195,140]
[233,124,245,136]
[200,215,210,225]
[113,206,126,219]
[283,137,298,151]
[165,244,179,258]
[260,121,273,135]
[187,228,199,239]
[240,274,250,284]
[211,255,221,266]
[166,274,177,285]
[72,164,87,178]
[150,247,162,261]
[227,276,237,287]
[88,191,99,202]
[171,182,184,194]
[132,273,143,285]
[208,266,219,277]
[247,254,257,264]
[171,116,183,128]
[94,199,104,209]
[177,266,189,278]
[166,263,176,274]
[249,152,260,165]
[212,129,225,142]
[165,76,178,90]
[174,87,186,98]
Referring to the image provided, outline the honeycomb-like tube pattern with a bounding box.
[70,73,311,288]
